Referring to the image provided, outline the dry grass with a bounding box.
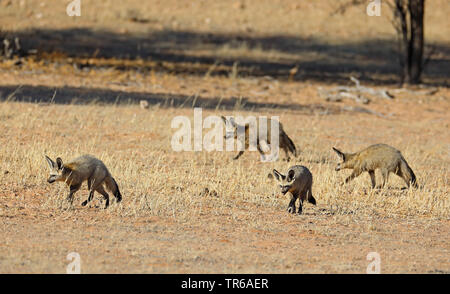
[0,0,449,274]
[0,101,448,220]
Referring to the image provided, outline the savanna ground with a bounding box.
[0,0,449,273]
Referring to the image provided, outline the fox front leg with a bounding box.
[287,192,296,214]
[344,170,362,185]
[67,184,81,205]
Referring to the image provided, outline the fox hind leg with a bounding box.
[283,146,291,162]
[95,185,110,209]
[82,176,106,208]
[380,168,389,188]
[368,170,376,189]
[233,150,244,160]
[81,190,95,207]
[297,199,303,214]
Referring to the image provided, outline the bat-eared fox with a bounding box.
[332,144,418,189]
[45,155,122,209]
[272,165,316,214]
[221,116,297,161]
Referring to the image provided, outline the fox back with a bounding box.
[46,155,110,186]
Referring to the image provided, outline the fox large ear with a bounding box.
[220,116,227,124]
[45,155,55,170]
[332,147,345,161]
[287,169,296,181]
[221,116,237,128]
[56,157,64,170]
[273,169,285,181]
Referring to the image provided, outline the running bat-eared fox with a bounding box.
[273,165,316,214]
[45,155,122,209]
[221,116,297,161]
[332,144,418,189]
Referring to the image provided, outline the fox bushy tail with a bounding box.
[400,158,418,188]
[105,176,122,202]
[285,134,297,157]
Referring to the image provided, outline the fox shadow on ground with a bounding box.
[3,28,450,86]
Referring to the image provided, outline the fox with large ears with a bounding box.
[272,165,316,214]
[332,144,418,189]
[221,115,297,161]
[45,154,122,209]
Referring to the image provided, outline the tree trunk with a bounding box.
[406,0,425,84]
[395,0,425,85]
[394,0,409,84]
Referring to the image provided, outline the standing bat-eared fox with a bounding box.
[221,116,297,161]
[332,144,418,189]
[272,165,316,214]
[45,155,122,209]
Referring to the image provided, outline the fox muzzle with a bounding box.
[280,185,291,194]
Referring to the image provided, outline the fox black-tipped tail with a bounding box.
[105,176,122,202]
[308,194,316,205]
[400,158,418,188]
[409,168,418,189]
[285,134,297,157]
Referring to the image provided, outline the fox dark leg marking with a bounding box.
[256,139,265,156]
[233,150,244,160]
[368,170,376,189]
[297,199,303,215]
[287,193,297,214]
[81,190,95,207]
[345,170,362,184]
[83,176,105,208]
[82,176,99,207]
[67,183,81,205]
